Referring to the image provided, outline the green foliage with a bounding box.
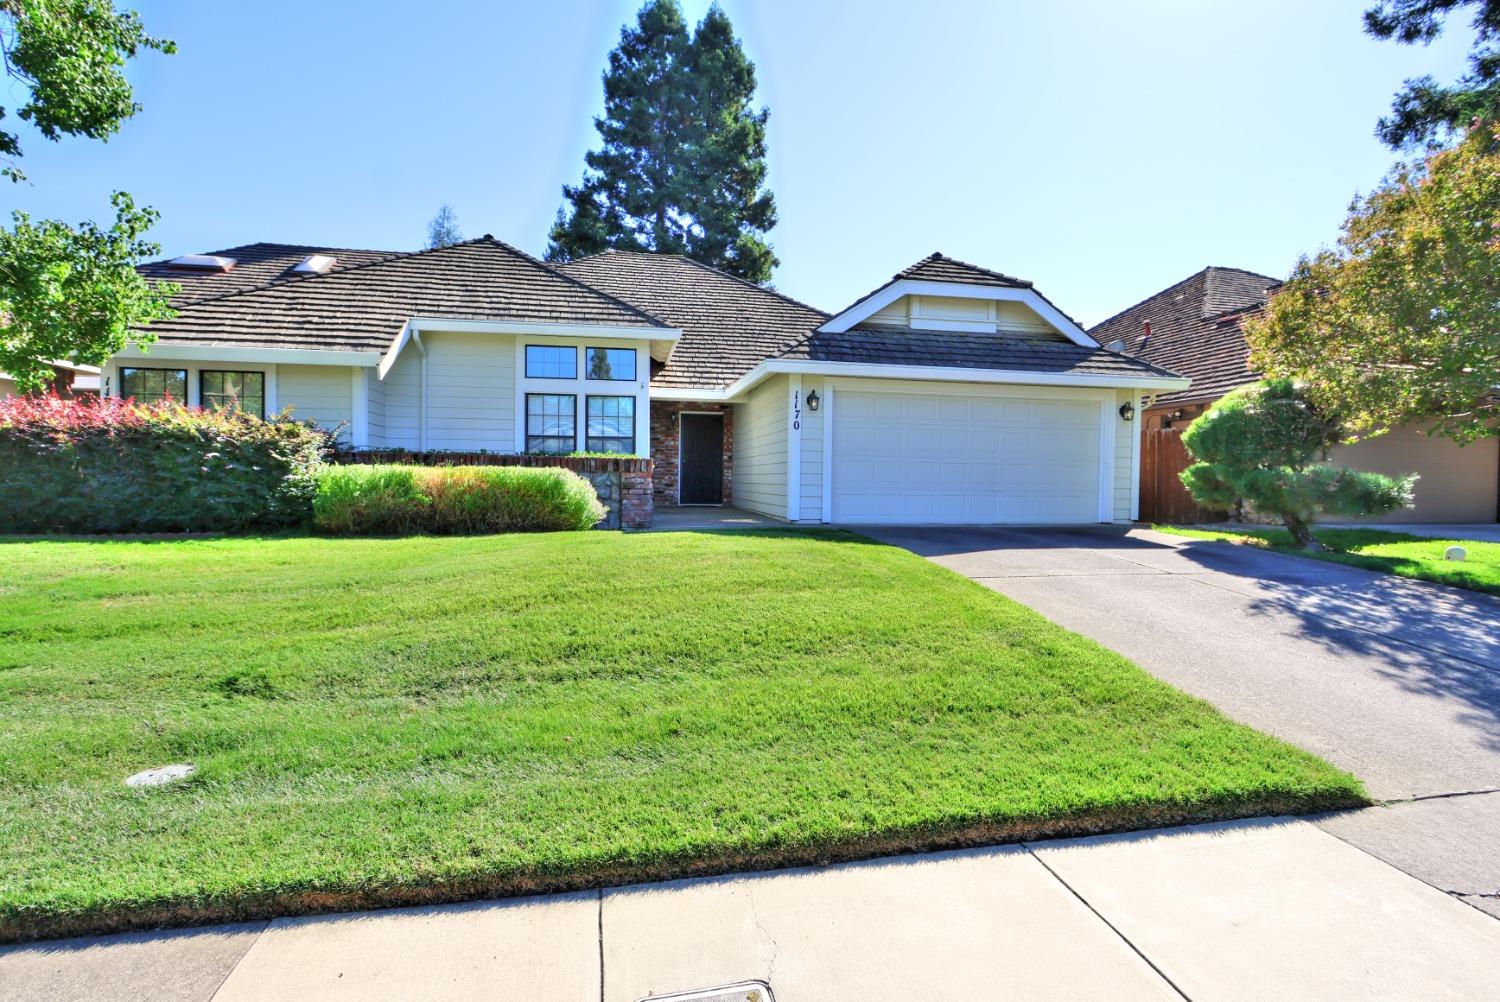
[0,393,328,533]
[0,2,176,388]
[0,0,176,181]
[1364,0,1500,148]
[1245,123,1500,444]
[1180,380,1415,548]
[0,192,177,391]
[312,464,607,535]
[546,0,778,282]
[425,202,463,249]
[0,531,1362,938]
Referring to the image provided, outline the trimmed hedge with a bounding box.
[0,394,328,534]
[312,464,606,535]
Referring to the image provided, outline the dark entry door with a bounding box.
[679,413,724,504]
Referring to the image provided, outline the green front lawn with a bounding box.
[1155,525,1500,595]
[0,530,1363,940]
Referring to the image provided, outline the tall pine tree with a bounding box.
[546,0,778,283]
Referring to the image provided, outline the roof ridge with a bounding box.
[666,254,830,319]
[900,251,1032,287]
[147,237,670,328]
[494,239,672,328]
[147,238,490,309]
[1086,267,1215,334]
[141,241,410,270]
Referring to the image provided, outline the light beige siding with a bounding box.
[277,364,353,439]
[798,376,826,521]
[378,349,423,449]
[422,332,516,451]
[732,373,788,518]
[1329,423,1498,523]
[1114,389,1137,522]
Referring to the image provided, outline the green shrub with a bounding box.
[0,394,328,533]
[312,464,606,535]
[1180,379,1415,549]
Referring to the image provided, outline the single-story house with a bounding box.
[0,360,100,399]
[110,236,1188,528]
[1089,267,1500,524]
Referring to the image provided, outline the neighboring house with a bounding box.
[106,237,1186,528]
[1091,267,1500,524]
[0,361,100,399]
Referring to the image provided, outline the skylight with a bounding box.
[293,254,337,274]
[167,254,236,272]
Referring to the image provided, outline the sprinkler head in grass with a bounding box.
[125,764,195,787]
[1445,545,1467,562]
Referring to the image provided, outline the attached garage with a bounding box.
[829,384,1111,524]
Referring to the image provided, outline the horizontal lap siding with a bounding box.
[799,376,825,521]
[425,333,516,451]
[277,365,353,440]
[733,374,788,519]
[1114,389,1135,522]
[379,350,422,449]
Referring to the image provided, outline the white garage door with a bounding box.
[832,389,1104,524]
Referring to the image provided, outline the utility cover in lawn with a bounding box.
[0,530,1363,941]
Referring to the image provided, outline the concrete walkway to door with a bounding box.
[862,524,1500,920]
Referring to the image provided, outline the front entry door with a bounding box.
[679,413,724,505]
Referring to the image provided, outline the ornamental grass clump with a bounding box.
[312,464,605,535]
[0,393,328,533]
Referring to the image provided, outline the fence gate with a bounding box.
[1140,427,1222,524]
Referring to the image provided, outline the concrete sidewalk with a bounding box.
[4,817,1499,1001]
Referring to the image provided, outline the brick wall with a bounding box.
[649,401,734,507]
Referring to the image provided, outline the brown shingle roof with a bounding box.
[139,237,669,355]
[776,326,1182,381]
[554,251,828,389]
[139,243,407,305]
[828,252,1087,336]
[1089,266,1280,407]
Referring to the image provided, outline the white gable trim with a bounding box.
[377,317,681,380]
[820,279,1098,347]
[653,359,1189,402]
[117,343,380,367]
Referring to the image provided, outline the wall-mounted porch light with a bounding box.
[1118,400,1135,422]
[805,389,820,411]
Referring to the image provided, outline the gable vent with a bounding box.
[293,253,337,274]
[167,254,236,272]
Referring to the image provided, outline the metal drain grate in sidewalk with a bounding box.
[635,981,774,1002]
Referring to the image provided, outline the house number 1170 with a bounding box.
[791,391,801,431]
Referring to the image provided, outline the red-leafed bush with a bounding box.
[0,393,330,533]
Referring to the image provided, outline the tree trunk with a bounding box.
[1283,515,1324,551]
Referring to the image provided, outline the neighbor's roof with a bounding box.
[553,250,828,389]
[776,326,1183,381]
[139,243,406,305]
[1089,266,1280,407]
[138,237,669,354]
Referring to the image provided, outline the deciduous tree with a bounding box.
[1245,123,1500,444]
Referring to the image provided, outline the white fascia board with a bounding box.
[655,361,1188,403]
[118,343,379,367]
[379,318,683,380]
[820,279,1098,347]
[721,359,1189,399]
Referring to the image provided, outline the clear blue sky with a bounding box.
[1,0,1474,326]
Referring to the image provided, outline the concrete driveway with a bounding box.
[862,524,1500,919]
